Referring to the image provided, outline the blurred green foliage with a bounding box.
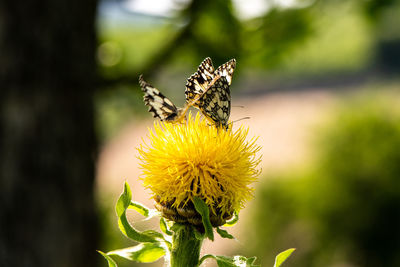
[277,2,373,76]
[178,0,241,63]
[97,0,400,76]
[95,85,144,140]
[243,7,313,68]
[246,94,400,266]
[98,26,173,79]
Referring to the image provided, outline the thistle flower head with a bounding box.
[138,113,261,226]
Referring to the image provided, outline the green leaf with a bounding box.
[128,201,158,219]
[116,182,132,217]
[160,218,173,236]
[142,229,165,239]
[107,243,166,263]
[199,254,260,267]
[224,211,239,227]
[216,227,235,239]
[97,250,118,267]
[193,197,214,241]
[273,248,296,267]
[116,182,162,242]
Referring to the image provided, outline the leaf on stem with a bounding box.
[216,227,235,239]
[116,182,164,242]
[160,217,173,236]
[107,243,166,263]
[128,201,159,219]
[273,248,296,267]
[193,196,214,241]
[97,250,118,267]
[223,211,239,227]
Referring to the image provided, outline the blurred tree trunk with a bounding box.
[0,0,99,266]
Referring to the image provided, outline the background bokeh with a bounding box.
[1,0,399,266]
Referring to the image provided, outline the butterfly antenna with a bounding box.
[232,105,245,108]
[227,117,250,127]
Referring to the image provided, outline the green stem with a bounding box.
[170,224,203,267]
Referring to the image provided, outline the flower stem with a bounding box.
[170,224,203,267]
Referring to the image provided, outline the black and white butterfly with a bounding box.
[139,57,236,127]
[139,75,186,123]
[185,57,236,128]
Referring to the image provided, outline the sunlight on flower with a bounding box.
[138,113,261,224]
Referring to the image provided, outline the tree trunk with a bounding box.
[0,0,99,266]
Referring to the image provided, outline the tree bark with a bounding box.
[0,0,99,266]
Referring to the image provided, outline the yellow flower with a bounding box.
[138,113,261,226]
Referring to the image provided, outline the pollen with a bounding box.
[138,113,261,223]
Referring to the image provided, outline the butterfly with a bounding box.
[139,57,236,127]
[185,57,236,128]
[139,75,187,123]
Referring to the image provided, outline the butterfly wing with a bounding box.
[185,57,215,105]
[195,58,236,128]
[215,58,236,85]
[139,75,180,122]
[197,76,231,128]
